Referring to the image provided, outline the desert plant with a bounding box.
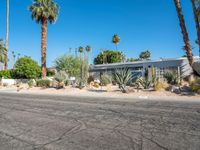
[137,78,151,89]
[79,80,85,89]
[113,68,132,93]
[14,57,41,79]
[36,79,50,88]
[154,80,168,91]
[164,71,179,85]
[54,71,68,88]
[100,74,112,86]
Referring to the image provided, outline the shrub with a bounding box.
[0,70,12,79]
[100,74,112,86]
[28,79,34,88]
[54,71,68,83]
[163,71,179,85]
[54,55,81,78]
[36,79,50,88]
[154,80,168,91]
[113,68,132,93]
[14,57,41,79]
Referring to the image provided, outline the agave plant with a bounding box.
[137,78,151,89]
[113,68,132,93]
[54,71,68,89]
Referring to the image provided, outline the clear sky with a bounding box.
[0,0,198,68]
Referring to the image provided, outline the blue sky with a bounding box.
[0,0,198,68]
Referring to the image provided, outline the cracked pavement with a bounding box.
[0,93,199,150]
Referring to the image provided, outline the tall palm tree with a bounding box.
[85,45,91,53]
[29,0,59,78]
[85,45,91,60]
[5,0,9,69]
[112,34,120,51]
[191,0,200,57]
[173,0,194,66]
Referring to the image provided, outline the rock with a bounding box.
[171,85,181,94]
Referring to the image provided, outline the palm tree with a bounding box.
[5,0,9,69]
[12,51,16,68]
[29,0,59,78]
[173,0,194,66]
[85,45,91,53]
[78,46,84,53]
[85,45,91,61]
[191,0,200,57]
[17,53,20,60]
[112,34,120,51]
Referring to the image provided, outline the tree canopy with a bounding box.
[139,50,151,60]
[94,50,125,65]
[29,0,59,24]
[54,55,81,78]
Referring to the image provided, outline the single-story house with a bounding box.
[89,57,200,80]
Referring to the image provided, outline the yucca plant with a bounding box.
[113,68,132,93]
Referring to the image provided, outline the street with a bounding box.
[0,93,199,150]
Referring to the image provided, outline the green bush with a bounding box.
[36,79,50,88]
[94,50,125,65]
[100,74,112,86]
[14,57,41,79]
[54,55,81,78]
[0,70,12,79]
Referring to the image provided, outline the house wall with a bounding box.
[89,58,196,80]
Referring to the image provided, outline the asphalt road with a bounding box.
[0,93,199,150]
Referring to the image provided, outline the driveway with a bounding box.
[0,93,199,150]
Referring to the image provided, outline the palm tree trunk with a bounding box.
[115,44,118,51]
[191,0,200,57]
[5,0,9,70]
[41,19,47,78]
[174,0,194,66]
